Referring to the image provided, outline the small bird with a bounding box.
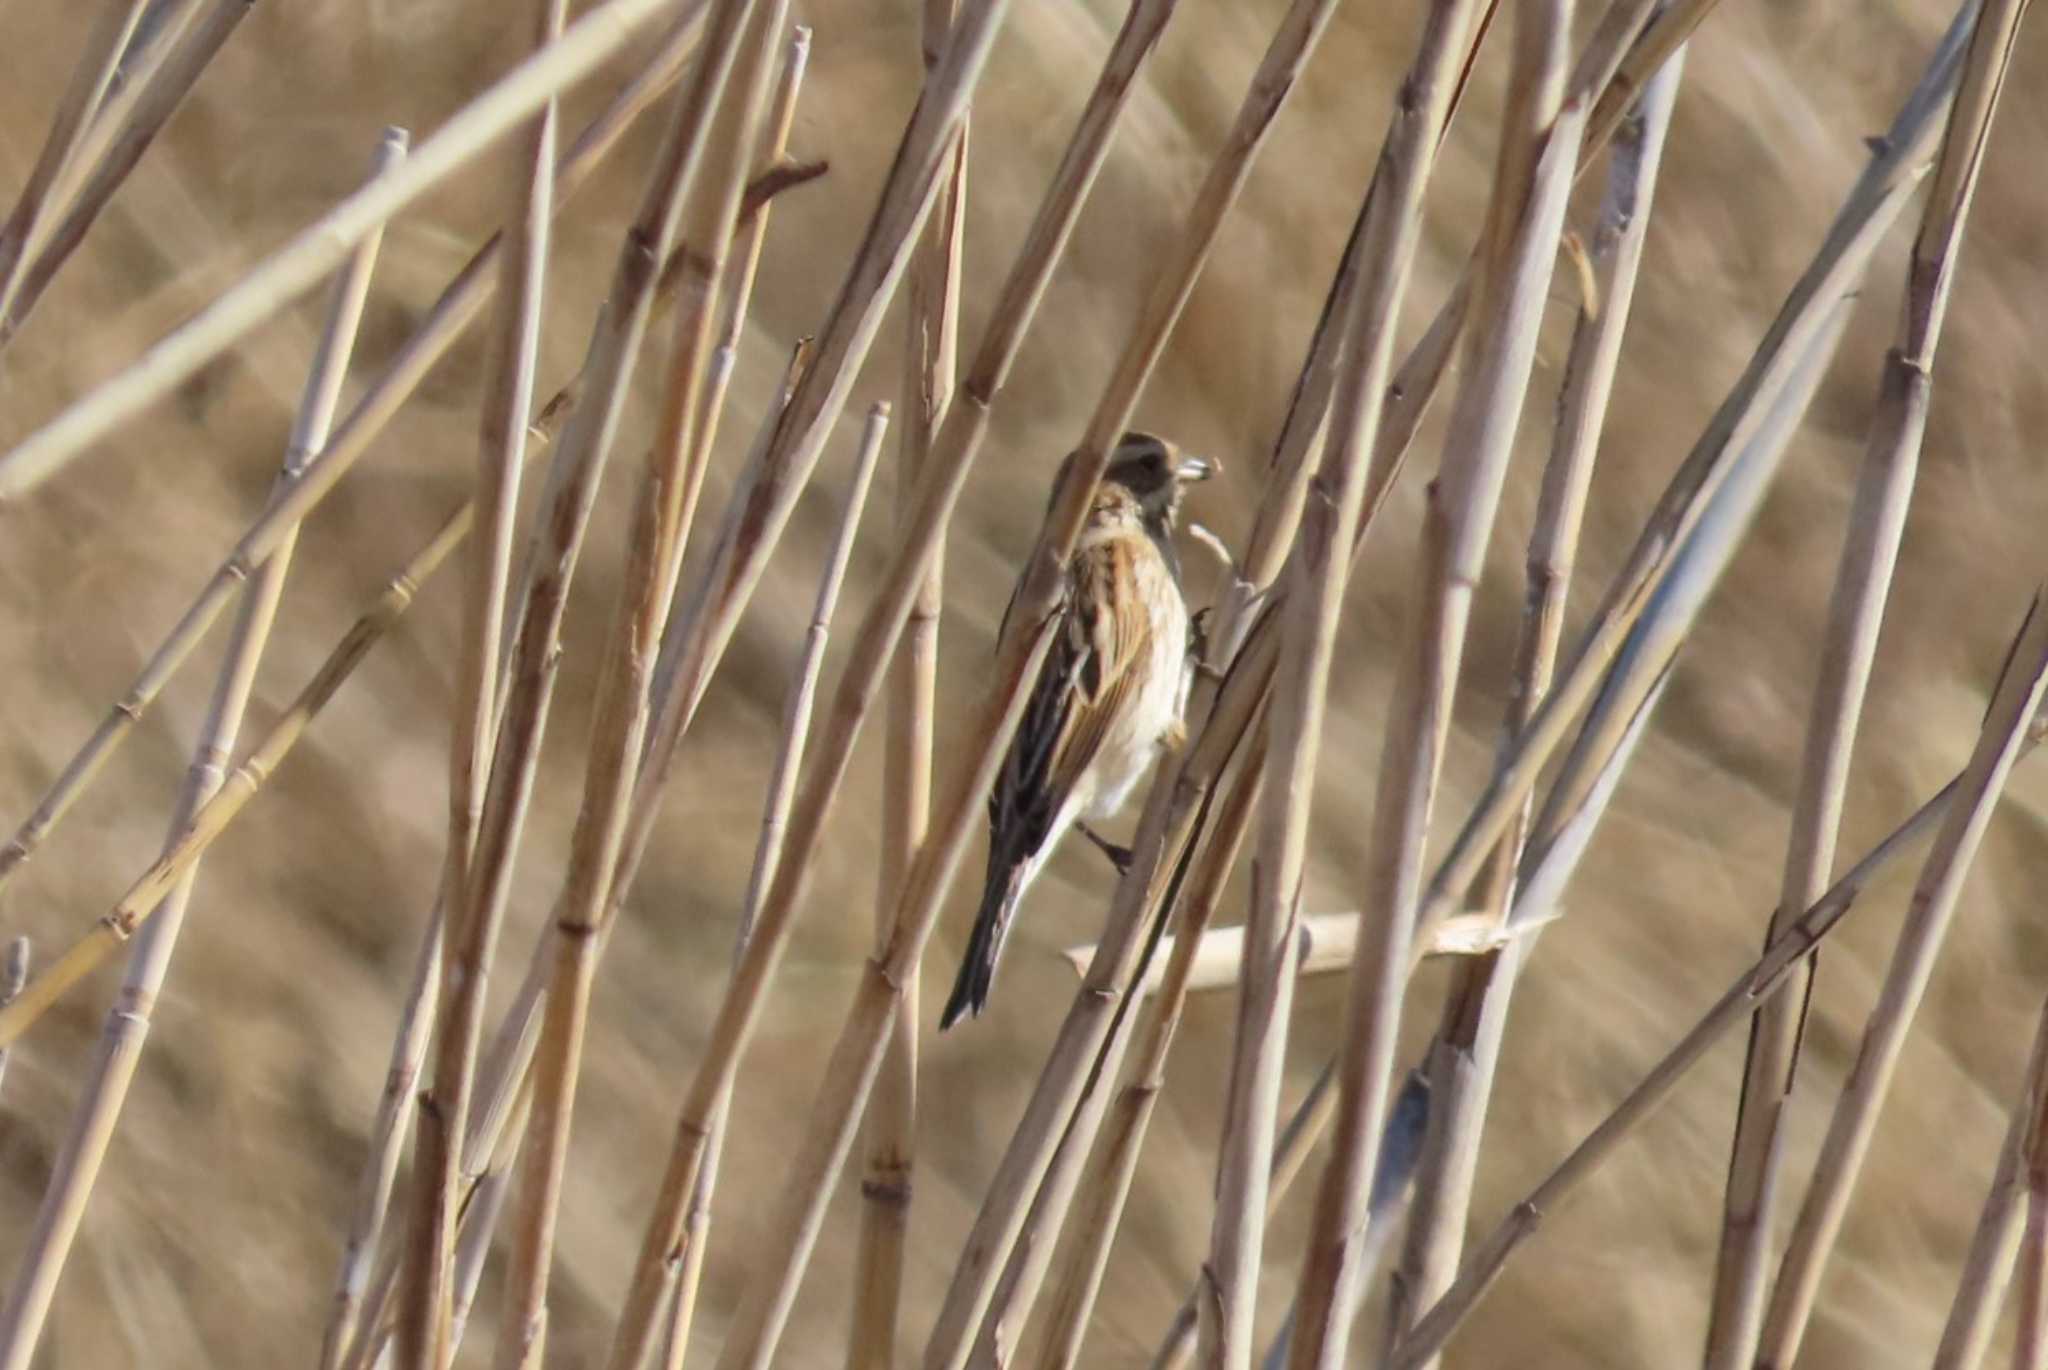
[940,430,1216,1029]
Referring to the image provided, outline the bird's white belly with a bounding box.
[1081,589,1188,822]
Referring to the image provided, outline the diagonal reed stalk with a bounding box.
[1931,993,2048,1370]
[0,941,23,1102]
[0,484,478,1052]
[0,0,151,319]
[0,1,715,896]
[1390,47,1682,1356]
[464,2,785,1364]
[845,0,967,1362]
[1704,0,2028,1360]
[0,127,404,1370]
[1390,591,2048,1369]
[1203,0,1490,1361]
[0,0,712,499]
[1280,2,1582,1363]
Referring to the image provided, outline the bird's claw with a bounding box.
[1077,822,1134,876]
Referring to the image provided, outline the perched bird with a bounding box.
[940,431,1216,1029]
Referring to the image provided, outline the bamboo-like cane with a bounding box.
[846,0,967,1359]
[0,494,475,1052]
[1409,9,1974,960]
[1203,0,1490,1360]
[1717,1,2030,1363]
[0,942,27,1101]
[2020,1121,2048,1370]
[1391,48,1681,1356]
[663,403,893,1370]
[1930,993,2048,1370]
[0,127,403,1370]
[0,0,151,318]
[1280,3,1581,1363]
[1390,592,2048,1368]
[474,4,784,1366]
[0,0,711,498]
[0,1,713,894]
[0,0,227,350]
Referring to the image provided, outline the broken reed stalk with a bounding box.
[1035,736,1266,1370]
[0,1,715,895]
[1282,3,1582,1364]
[0,0,231,350]
[1409,9,1972,966]
[1391,49,1681,1354]
[0,0,712,499]
[846,0,967,1360]
[1390,594,2048,1368]
[0,127,403,1370]
[0,493,475,1052]
[656,400,890,1370]
[1202,0,1488,1360]
[474,2,785,1364]
[0,0,150,318]
[1706,0,2027,1360]
[0,942,23,1101]
[1930,1006,2048,1370]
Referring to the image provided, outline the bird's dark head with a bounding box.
[1104,430,1217,528]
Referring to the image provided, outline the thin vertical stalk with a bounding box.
[479,2,782,1365]
[1391,49,1681,1355]
[0,2,714,893]
[1202,0,1487,1361]
[408,0,567,1357]
[1710,0,2029,1360]
[847,0,966,1360]
[0,128,403,1370]
[1392,593,2048,1368]
[0,942,27,1102]
[657,401,890,1370]
[1931,998,2048,1370]
[1283,1,1581,1363]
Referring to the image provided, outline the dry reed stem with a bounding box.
[0,127,403,1370]
[0,0,150,317]
[2015,1020,2048,1370]
[0,941,27,1101]
[0,0,711,498]
[650,400,890,1370]
[1390,592,2048,1368]
[1410,14,1971,957]
[846,0,966,1359]
[1391,50,1680,1354]
[474,3,784,1364]
[1202,0,1488,1358]
[0,0,230,350]
[0,485,475,1051]
[598,2,1139,1361]
[1034,735,1265,1370]
[1282,2,1580,1363]
[1930,995,2048,1370]
[0,3,713,894]
[1706,0,2026,1359]
[395,1,568,1362]
[1057,907,1557,993]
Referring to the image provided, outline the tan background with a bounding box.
[3,0,2048,1364]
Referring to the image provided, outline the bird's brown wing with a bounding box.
[991,535,1158,857]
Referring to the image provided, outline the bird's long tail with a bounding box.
[940,860,1026,1030]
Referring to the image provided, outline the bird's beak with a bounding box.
[1176,454,1220,483]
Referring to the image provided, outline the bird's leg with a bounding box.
[1076,822,1134,876]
